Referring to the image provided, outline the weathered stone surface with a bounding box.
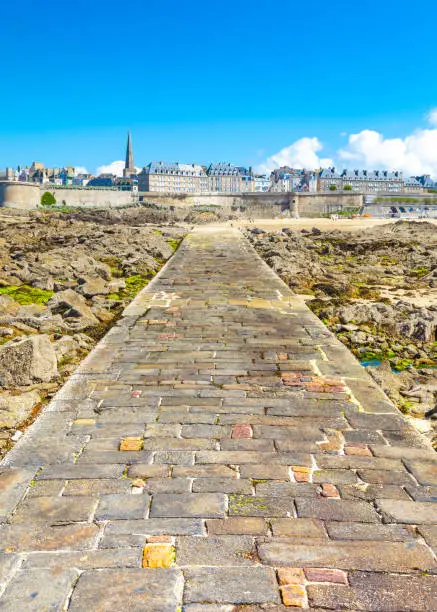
[295,498,380,523]
[11,495,95,524]
[183,567,280,604]
[0,335,58,386]
[377,499,437,524]
[176,535,256,566]
[1,227,437,610]
[0,523,100,552]
[0,568,78,611]
[69,568,184,612]
[308,571,437,611]
[404,460,437,486]
[151,493,226,518]
[0,467,36,521]
[270,518,326,538]
[0,390,41,429]
[207,517,267,535]
[95,493,150,520]
[258,540,436,571]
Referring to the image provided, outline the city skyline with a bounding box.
[2,1,437,177]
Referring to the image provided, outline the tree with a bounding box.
[329,185,337,191]
[41,191,56,207]
[344,184,352,191]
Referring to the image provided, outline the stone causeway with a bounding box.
[0,227,436,610]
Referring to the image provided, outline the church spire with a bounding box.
[124,131,135,177]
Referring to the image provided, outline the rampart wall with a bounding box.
[0,182,363,217]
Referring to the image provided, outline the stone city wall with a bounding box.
[0,182,363,216]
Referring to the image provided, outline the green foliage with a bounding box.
[329,185,337,191]
[343,184,352,191]
[167,238,182,251]
[0,285,54,305]
[41,191,56,207]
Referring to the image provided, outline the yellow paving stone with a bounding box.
[281,584,307,607]
[142,544,176,568]
[72,419,96,426]
[120,437,143,451]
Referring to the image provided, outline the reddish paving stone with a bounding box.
[319,483,340,499]
[232,423,253,439]
[303,568,348,584]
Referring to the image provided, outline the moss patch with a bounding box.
[0,285,54,305]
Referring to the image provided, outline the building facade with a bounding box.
[318,168,407,193]
[138,162,208,193]
[270,167,317,192]
[207,163,254,193]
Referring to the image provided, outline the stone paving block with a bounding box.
[206,517,267,535]
[239,465,291,480]
[78,449,153,464]
[95,493,150,520]
[128,464,171,478]
[0,554,19,589]
[377,499,437,524]
[154,451,195,465]
[193,477,253,494]
[312,469,358,485]
[0,523,100,552]
[357,468,415,486]
[11,495,96,524]
[254,482,319,498]
[229,494,295,517]
[151,493,226,518]
[326,521,415,541]
[105,518,205,536]
[69,568,184,612]
[403,459,437,486]
[195,451,311,466]
[307,571,437,611]
[270,518,327,538]
[183,567,280,605]
[22,548,142,570]
[172,465,237,478]
[295,498,380,523]
[258,539,436,571]
[220,439,275,451]
[176,535,256,566]
[183,605,235,612]
[143,438,217,451]
[0,467,37,522]
[339,483,410,501]
[37,464,125,480]
[0,568,78,611]
[63,478,132,496]
[144,478,192,493]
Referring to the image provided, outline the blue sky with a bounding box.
[2,0,437,176]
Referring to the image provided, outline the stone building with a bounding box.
[270,167,317,192]
[138,162,208,193]
[207,163,254,193]
[318,168,406,193]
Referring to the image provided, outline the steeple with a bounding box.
[124,131,135,177]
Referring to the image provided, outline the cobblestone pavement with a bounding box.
[1,227,437,611]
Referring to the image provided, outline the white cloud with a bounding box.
[74,166,88,176]
[96,160,143,176]
[427,108,437,127]
[96,160,125,176]
[338,127,437,177]
[256,137,333,173]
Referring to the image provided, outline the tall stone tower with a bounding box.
[123,131,136,177]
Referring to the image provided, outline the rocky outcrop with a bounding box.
[0,207,185,458]
[47,289,99,330]
[0,335,58,387]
